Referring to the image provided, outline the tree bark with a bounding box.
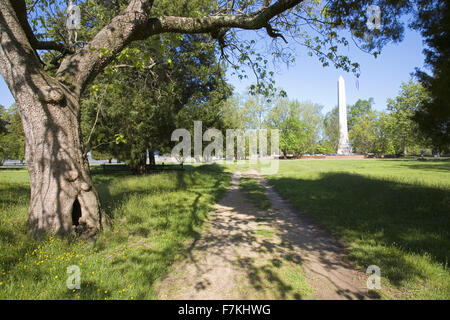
[149,149,156,166]
[0,1,103,236]
[130,147,148,175]
[22,94,103,236]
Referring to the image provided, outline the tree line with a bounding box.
[1,77,440,167]
[233,79,439,157]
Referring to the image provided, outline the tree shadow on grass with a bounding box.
[92,163,227,220]
[155,172,316,299]
[1,164,230,298]
[0,182,32,270]
[0,183,30,208]
[268,172,450,287]
[379,159,450,173]
[0,167,27,171]
[88,164,230,298]
[103,190,217,299]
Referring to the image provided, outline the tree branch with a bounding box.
[55,0,302,96]
[0,0,63,103]
[265,23,288,43]
[11,0,72,54]
[151,0,301,35]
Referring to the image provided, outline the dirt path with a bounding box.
[157,170,374,300]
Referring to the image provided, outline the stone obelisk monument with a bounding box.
[337,76,352,155]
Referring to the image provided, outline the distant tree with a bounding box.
[175,86,241,161]
[266,99,311,156]
[314,141,336,155]
[348,98,375,131]
[347,98,377,154]
[219,95,246,131]
[322,106,339,153]
[375,112,396,155]
[412,0,450,152]
[241,94,272,130]
[176,91,242,137]
[0,104,25,164]
[386,80,429,156]
[349,109,379,154]
[296,101,324,154]
[0,105,8,135]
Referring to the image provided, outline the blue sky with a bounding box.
[228,28,427,114]
[0,27,426,115]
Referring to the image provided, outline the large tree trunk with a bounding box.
[0,2,104,237]
[18,91,103,237]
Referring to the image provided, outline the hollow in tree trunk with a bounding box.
[19,91,103,237]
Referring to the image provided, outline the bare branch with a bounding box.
[152,0,301,35]
[265,23,288,43]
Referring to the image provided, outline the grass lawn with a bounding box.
[1,159,449,300]
[266,159,450,299]
[0,164,229,299]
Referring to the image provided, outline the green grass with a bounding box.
[253,229,275,238]
[2,158,449,300]
[0,164,229,299]
[240,177,271,210]
[266,159,450,300]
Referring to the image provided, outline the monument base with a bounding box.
[337,143,352,155]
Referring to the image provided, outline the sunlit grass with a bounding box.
[253,229,275,238]
[1,158,449,299]
[266,159,450,299]
[0,164,229,299]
